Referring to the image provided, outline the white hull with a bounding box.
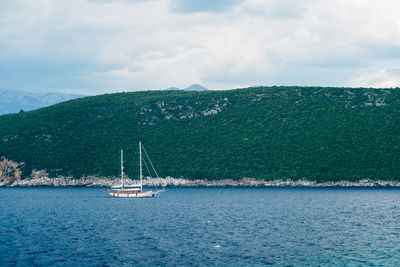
[107,190,164,198]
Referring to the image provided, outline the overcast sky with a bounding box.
[1,0,400,94]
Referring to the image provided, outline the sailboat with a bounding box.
[107,142,164,198]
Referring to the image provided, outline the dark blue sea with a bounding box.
[1,187,400,266]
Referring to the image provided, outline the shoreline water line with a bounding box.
[2,176,400,188]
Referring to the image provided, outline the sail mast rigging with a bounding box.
[121,149,124,188]
[139,141,143,191]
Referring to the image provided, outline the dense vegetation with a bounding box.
[0,86,399,181]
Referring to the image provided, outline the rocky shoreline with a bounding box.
[2,176,400,187]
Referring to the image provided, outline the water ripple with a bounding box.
[1,187,400,265]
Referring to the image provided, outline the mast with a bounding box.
[121,149,124,188]
[139,141,143,191]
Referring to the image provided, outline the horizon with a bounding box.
[2,83,400,97]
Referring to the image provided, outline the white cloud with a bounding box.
[0,0,400,93]
[348,69,400,88]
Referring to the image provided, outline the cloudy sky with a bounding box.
[1,0,400,94]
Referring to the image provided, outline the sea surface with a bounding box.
[1,187,400,266]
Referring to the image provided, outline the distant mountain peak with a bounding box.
[184,84,208,91]
[164,84,209,91]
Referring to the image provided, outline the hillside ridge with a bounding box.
[0,86,399,181]
[0,88,84,115]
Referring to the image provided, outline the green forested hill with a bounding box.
[1,86,400,181]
